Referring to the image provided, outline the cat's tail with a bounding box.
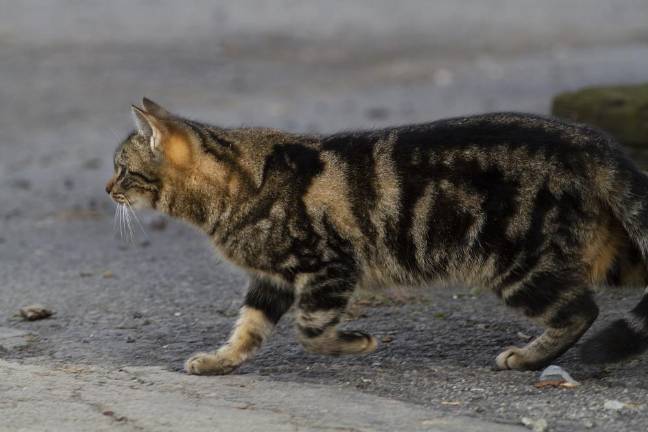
[580,291,648,363]
[581,151,648,364]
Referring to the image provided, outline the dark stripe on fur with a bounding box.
[322,134,379,244]
[504,272,572,317]
[244,279,295,324]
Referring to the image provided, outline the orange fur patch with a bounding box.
[583,215,624,285]
[303,153,361,239]
[164,133,192,167]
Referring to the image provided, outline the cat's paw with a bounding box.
[495,346,528,370]
[496,346,548,370]
[184,352,239,375]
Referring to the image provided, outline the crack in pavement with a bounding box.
[0,359,526,432]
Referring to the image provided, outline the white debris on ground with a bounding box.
[521,416,548,432]
[535,365,580,389]
[604,400,627,411]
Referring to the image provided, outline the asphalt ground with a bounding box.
[2,2,648,431]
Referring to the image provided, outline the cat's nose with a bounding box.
[105,178,115,194]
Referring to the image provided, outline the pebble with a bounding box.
[521,417,548,432]
[604,400,626,411]
[19,304,53,321]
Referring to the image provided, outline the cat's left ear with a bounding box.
[131,104,194,168]
[131,105,167,154]
[142,97,171,119]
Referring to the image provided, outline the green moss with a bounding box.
[551,83,648,149]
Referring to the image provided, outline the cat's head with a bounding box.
[105,98,203,211]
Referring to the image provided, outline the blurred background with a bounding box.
[1,3,648,430]
[2,0,648,219]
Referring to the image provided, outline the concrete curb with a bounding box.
[0,359,525,432]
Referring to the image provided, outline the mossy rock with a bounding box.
[552,83,648,149]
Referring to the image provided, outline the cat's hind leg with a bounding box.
[295,267,377,355]
[496,272,599,370]
[185,276,294,375]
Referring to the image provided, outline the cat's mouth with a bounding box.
[111,193,128,205]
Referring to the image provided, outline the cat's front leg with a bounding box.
[295,267,377,355]
[185,276,294,375]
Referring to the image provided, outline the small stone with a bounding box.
[173,312,181,317]
[133,312,143,319]
[521,417,548,432]
[583,419,595,429]
[126,336,135,343]
[19,305,53,321]
[381,335,394,343]
[101,271,114,279]
[604,400,626,411]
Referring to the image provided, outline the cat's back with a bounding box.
[322,112,613,154]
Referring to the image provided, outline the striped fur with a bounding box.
[106,98,648,374]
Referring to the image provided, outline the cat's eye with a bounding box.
[128,171,155,183]
[116,166,127,180]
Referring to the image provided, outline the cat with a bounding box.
[106,98,648,375]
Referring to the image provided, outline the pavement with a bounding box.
[1,2,648,431]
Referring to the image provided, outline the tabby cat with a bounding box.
[106,98,648,375]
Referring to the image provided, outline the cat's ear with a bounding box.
[131,104,193,167]
[142,97,171,118]
[132,105,151,136]
[131,105,167,153]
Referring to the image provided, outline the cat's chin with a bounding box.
[131,200,152,210]
[124,196,152,210]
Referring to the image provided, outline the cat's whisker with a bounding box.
[128,212,135,243]
[116,204,121,240]
[119,204,126,241]
[123,204,135,244]
[113,204,119,236]
[126,199,149,240]
[122,204,128,242]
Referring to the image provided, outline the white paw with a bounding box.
[184,352,238,375]
[495,346,526,370]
